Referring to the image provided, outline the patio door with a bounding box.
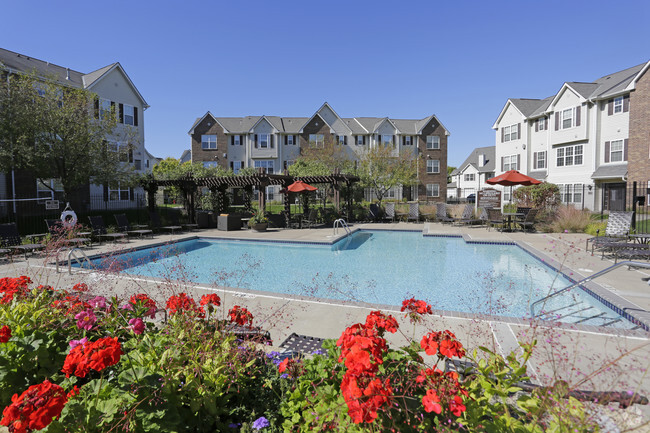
[605,183,626,211]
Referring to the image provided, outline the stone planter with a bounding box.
[251,223,268,232]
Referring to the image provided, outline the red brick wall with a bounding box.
[628,69,650,184]
[191,116,229,170]
[299,114,333,151]
[416,118,448,202]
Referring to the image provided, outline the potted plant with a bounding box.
[248,212,269,232]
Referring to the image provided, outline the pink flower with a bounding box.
[120,303,134,311]
[69,337,88,349]
[88,296,107,310]
[75,310,96,331]
[128,318,145,335]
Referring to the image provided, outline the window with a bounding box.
[254,160,274,174]
[123,104,134,126]
[232,161,242,174]
[464,173,475,181]
[385,187,397,199]
[202,161,218,168]
[308,134,324,148]
[357,135,364,145]
[259,134,269,148]
[503,124,519,142]
[382,134,393,146]
[556,144,583,167]
[404,136,412,146]
[338,135,346,145]
[286,135,294,145]
[427,159,440,174]
[36,178,63,201]
[426,184,440,198]
[266,186,275,201]
[108,142,131,162]
[485,172,495,179]
[503,154,518,171]
[145,159,149,168]
[99,99,111,120]
[534,151,546,169]
[610,140,624,162]
[202,135,217,149]
[426,136,440,149]
[613,96,623,114]
[561,108,573,129]
[537,117,546,131]
[109,183,130,201]
[233,135,240,146]
[283,160,295,169]
[134,159,142,170]
[558,184,583,204]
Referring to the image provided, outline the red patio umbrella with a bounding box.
[486,170,542,204]
[286,180,318,193]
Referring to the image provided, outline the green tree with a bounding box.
[0,73,134,202]
[358,145,418,206]
[447,165,457,184]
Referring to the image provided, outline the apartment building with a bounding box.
[188,103,449,202]
[449,146,495,200]
[492,60,650,210]
[0,48,152,213]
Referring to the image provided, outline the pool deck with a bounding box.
[2,222,650,427]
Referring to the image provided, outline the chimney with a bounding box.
[478,154,485,167]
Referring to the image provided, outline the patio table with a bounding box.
[395,211,408,222]
[631,233,650,244]
[502,212,524,231]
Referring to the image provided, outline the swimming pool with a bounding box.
[83,230,634,328]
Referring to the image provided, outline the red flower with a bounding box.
[0,325,11,343]
[364,311,398,334]
[449,395,466,416]
[422,389,442,414]
[166,293,204,317]
[401,298,433,316]
[66,386,80,400]
[228,306,253,327]
[420,330,465,358]
[72,283,88,292]
[200,294,221,307]
[0,276,31,304]
[0,380,67,432]
[130,293,157,318]
[61,337,123,378]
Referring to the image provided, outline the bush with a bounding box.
[513,183,560,209]
[550,205,592,233]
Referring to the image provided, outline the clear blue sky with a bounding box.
[3,0,649,166]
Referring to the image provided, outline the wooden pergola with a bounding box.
[153,171,360,222]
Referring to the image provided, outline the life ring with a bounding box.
[60,210,78,228]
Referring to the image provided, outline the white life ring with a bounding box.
[60,210,78,228]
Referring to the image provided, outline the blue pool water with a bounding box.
[83,230,634,328]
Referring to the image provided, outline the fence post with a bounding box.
[600,184,605,221]
[632,181,637,231]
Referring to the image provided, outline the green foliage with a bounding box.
[550,205,592,233]
[585,221,607,236]
[514,183,560,209]
[358,146,418,206]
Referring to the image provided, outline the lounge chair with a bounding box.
[45,219,91,247]
[453,204,481,225]
[369,203,381,222]
[435,203,454,223]
[614,247,650,264]
[114,214,154,238]
[585,211,633,254]
[149,211,183,234]
[383,202,395,222]
[0,222,46,258]
[407,202,420,222]
[486,208,504,231]
[516,208,539,232]
[87,216,128,243]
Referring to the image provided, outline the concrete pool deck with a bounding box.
[1,222,650,427]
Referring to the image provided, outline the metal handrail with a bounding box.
[67,248,93,274]
[530,261,650,318]
[333,219,351,236]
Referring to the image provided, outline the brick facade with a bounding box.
[628,69,650,184]
[190,117,229,170]
[298,114,334,150]
[416,118,448,202]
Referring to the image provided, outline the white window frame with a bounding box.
[234,135,241,146]
[259,134,269,149]
[308,134,324,148]
[356,135,364,145]
[558,183,583,205]
[338,135,346,145]
[99,98,111,120]
[534,151,546,169]
[123,104,135,126]
[538,117,546,130]
[503,154,518,171]
[404,136,412,146]
[556,144,583,167]
[254,160,274,174]
[504,124,519,142]
[426,159,440,174]
[426,136,440,149]
[426,183,440,198]
[561,108,574,130]
[286,135,294,145]
[202,161,218,168]
[385,187,397,199]
[201,135,217,149]
[232,161,242,174]
[36,178,64,201]
[464,173,475,181]
[108,183,130,201]
[610,139,624,162]
[613,96,624,114]
[382,134,393,146]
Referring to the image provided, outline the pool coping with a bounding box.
[58,227,650,337]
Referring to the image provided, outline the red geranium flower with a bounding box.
[0,379,68,432]
[421,330,465,358]
[0,325,11,343]
[130,293,157,318]
[228,306,253,327]
[72,283,88,292]
[166,293,204,317]
[422,389,442,414]
[364,311,398,334]
[62,337,123,378]
[199,294,221,307]
[0,276,32,304]
[401,298,433,316]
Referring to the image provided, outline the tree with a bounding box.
[447,166,457,184]
[0,73,133,202]
[358,145,418,207]
[288,138,355,177]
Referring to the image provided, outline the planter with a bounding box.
[251,223,268,232]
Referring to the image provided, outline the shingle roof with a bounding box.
[509,99,548,117]
[282,118,309,133]
[591,164,628,179]
[452,146,495,175]
[342,118,367,134]
[566,82,599,99]
[0,47,85,87]
[82,63,117,88]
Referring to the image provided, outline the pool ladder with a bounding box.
[530,261,650,328]
[333,219,351,237]
[60,247,93,274]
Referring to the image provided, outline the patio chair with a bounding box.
[407,202,420,222]
[114,214,154,238]
[585,211,633,254]
[600,242,650,262]
[149,211,183,234]
[369,203,381,222]
[614,247,650,264]
[301,209,319,229]
[453,204,481,225]
[45,219,91,247]
[486,208,504,231]
[516,208,539,232]
[435,203,454,223]
[0,222,46,259]
[514,207,532,223]
[87,216,128,243]
[383,202,395,222]
[169,212,199,231]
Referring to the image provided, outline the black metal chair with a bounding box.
[87,216,128,243]
[486,208,504,231]
[0,222,46,258]
[114,214,154,238]
[435,203,454,223]
[585,211,633,254]
[516,208,539,232]
[149,211,182,234]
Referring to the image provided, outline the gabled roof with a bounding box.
[82,63,117,87]
[187,112,229,134]
[299,112,334,133]
[316,102,353,134]
[492,99,528,128]
[179,149,191,164]
[83,62,149,108]
[451,146,495,175]
[354,117,383,133]
[374,117,401,133]
[342,118,368,134]
[282,117,309,134]
[566,82,599,99]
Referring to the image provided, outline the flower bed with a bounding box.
[0,276,609,432]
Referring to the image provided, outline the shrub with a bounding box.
[549,205,592,233]
[514,183,560,209]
